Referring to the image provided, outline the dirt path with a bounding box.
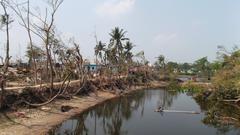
[0,81,167,135]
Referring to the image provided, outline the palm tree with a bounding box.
[124,41,134,63]
[109,27,128,63]
[155,55,166,77]
[157,55,165,69]
[102,27,134,77]
[94,41,106,64]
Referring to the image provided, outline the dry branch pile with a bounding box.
[1,76,145,110]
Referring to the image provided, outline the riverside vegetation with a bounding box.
[0,0,240,134]
[0,0,163,113]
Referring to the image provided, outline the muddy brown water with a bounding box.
[48,89,240,135]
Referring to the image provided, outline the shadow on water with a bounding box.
[48,90,240,135]
[194,94,240,134]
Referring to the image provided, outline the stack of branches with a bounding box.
[3,78,131,109]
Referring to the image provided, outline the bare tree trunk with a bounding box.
[0,76,5,109]
[1,1,10,74]
[44,0,64,90]
[27,0,37,84]
[0,1,10,109]
[4,18,9,73]
[45,38,54,89]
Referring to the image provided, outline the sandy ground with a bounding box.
[0,81,167,135]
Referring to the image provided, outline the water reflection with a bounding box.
[49,90,240,135]
[194,95,240,134]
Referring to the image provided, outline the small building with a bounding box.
[84,64,101,72]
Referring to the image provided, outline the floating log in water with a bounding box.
[155,109,200,114]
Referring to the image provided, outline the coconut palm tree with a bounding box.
[94,41,106,64]
[155,55,166,77]
[109,27,128,63]
[124,41,134,63]
[157,55,166,69]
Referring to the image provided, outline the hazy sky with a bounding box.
[1,0,240,63]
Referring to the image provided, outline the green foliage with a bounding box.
[166,62,178,73]
[180,82,205,93]
[95,27,138,75]
[192,57,211,78]
[25,45,45,64]
[167,80,180,91]
[95,41,106,63]
[155,55,165,71]
[194,90,240,131]
[178,63,193,75]
[212,47,240,99]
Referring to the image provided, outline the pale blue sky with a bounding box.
[1,0,240,63]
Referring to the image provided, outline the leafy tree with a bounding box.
[193,57,211,79]
[178,63,192,74]
[26,45,45,65]
[210,61,222,74]
[166,61,178,73]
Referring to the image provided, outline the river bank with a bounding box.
[49,89,240,135]
[0,81,167,135]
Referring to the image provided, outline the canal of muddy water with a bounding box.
[49,89,240,135]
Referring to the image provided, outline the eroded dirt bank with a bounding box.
[0,81,166,135]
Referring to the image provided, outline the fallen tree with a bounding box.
[1,70,161,110]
